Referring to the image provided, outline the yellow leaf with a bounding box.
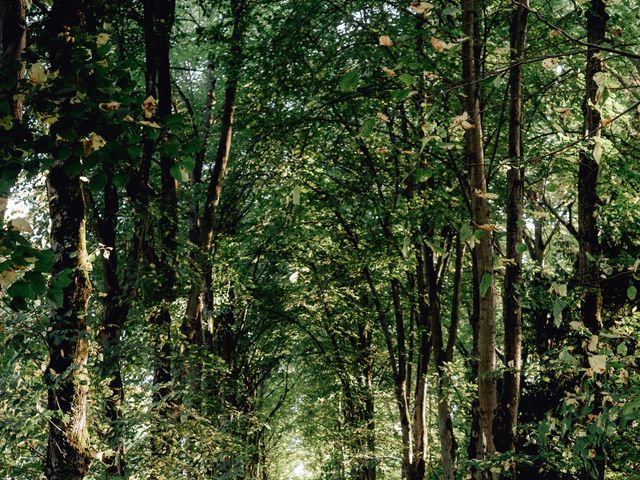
[410,2,433,15]
[29,63,48,85]
[83,132,107,155]
[431,37,453,53]
[477,224,496,232]
[139,120,161,128]
[381,66,396,78]
[70,92,87,104]
[96,33,110,46]
[9,217,32,233]
[42,114,59,125]
[587,335,599,352]
[474,188,498,200]
[588,355,607,374]
[0,270,17,289]
[554,107,571,118]
[99,101,121,111]
[379,35,393,47]
[541,57,559,70]
[376,112,390,123]
[453,111,474,130]
[142,96,157,118]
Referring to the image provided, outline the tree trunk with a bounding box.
[142,0,178,458]
[461,0,497,475]
[93,168,126,477]
[182,0,244,395]
[0,0,26,223]
[44,2,92,478]
[495,1,528,472]
[578,1,607,479]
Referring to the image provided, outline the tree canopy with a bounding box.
[1,0,639,479]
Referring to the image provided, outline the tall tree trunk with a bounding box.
[461,0,497,475]
[358,323,376,480]
[578,1,607,479]
[0,0,26,223]
[495,1,528,473]
[93,169,126,477]
[182,0,244,395]
[434,236,464,480]
[44,2,92,478]
[142,0,178,459]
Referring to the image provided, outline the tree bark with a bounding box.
[495,2,528,472]
[142,0,178,459]
[93,168,126,477]
[0,0,26,223]
[182,0,245,396]
[44,2,92,478]
[461,0,497,475]
[578,1,607,479]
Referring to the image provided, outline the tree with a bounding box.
[44,1,93,477]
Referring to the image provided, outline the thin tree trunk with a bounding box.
[578,1,607,479]
[142,0,178,458]
[461,0,497,475]
[495,2,528,472]
[0,0,26,223]
[436,236,464,480]
[182,0,244,393]
[93,168,126,477]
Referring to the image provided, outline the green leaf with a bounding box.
[90,171,108,193]
[292,185,301,206]
[24,272,46,296]
[398,74,415,86]
[170,164,189,183]
[553,298,567,327]
[473,229,485,240]
[546,183,558,193]
[559,347,577,365]
[516,243,528,254]
[360,118,376,136]
[616,342,628,356]
[7,280,32,300]
[480,273,492,298]
[47,287,64,309]
[182,158,196,172]
[627,285,637,301]
[339,71,360,92]
[112,173,128,188]
[51,268,73,289]
[34,250,56,273]
[391,88,412,102]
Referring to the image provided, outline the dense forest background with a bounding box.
[1,0,639,479]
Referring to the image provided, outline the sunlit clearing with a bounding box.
[293,462,307,478]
